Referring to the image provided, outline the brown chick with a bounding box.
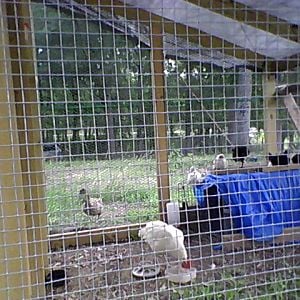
[78,188,103,218]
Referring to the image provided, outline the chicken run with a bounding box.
[46,163,300,299]
[47,239,298,299]
[1,0,300,299]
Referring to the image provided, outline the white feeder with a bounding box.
[166,202,180,225]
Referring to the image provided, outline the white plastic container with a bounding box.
[165,266,197,283]
[166,202,180,225]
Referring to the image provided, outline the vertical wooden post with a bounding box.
[150,17,170,221]
[6,1,48,298]
[283,93,300,133]
[0,2,32,298]
[263,71,277,154]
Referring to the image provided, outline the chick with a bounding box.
[291,153,300,164]
[187,166,208,185]
[232,146,249,168]
[267,150,289,166]
[78,188,103,218]
[213,154,228,170]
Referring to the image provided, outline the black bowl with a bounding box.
[45,269,66,288]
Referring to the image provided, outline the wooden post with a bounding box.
[263,72,277,154]
[283,93,300,133]
[150,17,170,222]
[0,3,32,298]
[6,1,48,298]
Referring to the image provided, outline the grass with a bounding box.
[170,273,300,300]
[45,154,206,229]
[43,152,269,228]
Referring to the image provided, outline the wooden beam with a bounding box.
[263,73,277,154]
[113,0,300,60]
[82,0,263,63]
[277,83,300,96]
[261,164,300,172]
[223,227,300,252]
[6,1,48,298]
[52,0,299,71]
[211,164,300,175]
[283,93,300,133]
[150,17,170,222]
[50,224,143,250]
[49,222,300,251]
[0,3,32,298]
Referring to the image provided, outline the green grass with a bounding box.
[45,154,206,228]
[45,152,267,228]
[170,273,300,300]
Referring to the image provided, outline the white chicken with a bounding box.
[138,221,192,269]
[187,166,208,185]
[213,153,228,170]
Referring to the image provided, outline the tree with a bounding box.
[227,68,252,146]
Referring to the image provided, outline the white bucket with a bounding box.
[166,202,180,225]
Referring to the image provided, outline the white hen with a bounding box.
[138,221,192,269]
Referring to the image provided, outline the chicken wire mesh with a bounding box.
[0,0,299,299]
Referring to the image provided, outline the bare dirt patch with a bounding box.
[46,234,300,299]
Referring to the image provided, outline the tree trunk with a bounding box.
[106,98,116,159]
[136,127,146,156]
[72,127,82,157]
[227,68,252,146]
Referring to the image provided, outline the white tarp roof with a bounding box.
[236,0,300,26]
[120,0,300,60]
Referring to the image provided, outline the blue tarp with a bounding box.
[194,169,300,241]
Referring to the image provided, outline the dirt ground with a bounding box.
[46,233,300,300]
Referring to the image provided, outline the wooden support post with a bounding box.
[283,93,300,133]
[0,3,32,298]
[150,17,170,222]
[263,72,277,154]
[6,2,48,298]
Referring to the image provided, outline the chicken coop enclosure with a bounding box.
[0,0,300,299]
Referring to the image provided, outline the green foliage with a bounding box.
[44,154,220,228]
[126,205,159,223]
[32,3,267,158]
[171,273,299,300]
[169,149,185,169]
[32,3,153,155]
[46,187,81,226]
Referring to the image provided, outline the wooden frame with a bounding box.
[283,93,300,133]
[150,16,170,221]
[49,223,300,252]
[0,1,299,296]
[0,4,32,298]
[263,72,278,154]
[84,0,299,70]
[0,1,48,298]
[223,227,300,252]
[50,223,143,250]
[212,164,300,175]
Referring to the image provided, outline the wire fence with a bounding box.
[0,0,299,299]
